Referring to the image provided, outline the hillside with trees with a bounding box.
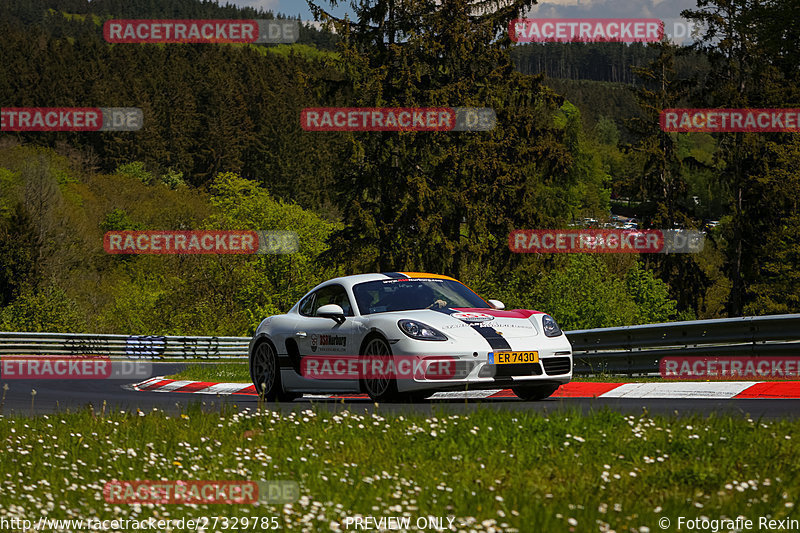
[1,0,798,335]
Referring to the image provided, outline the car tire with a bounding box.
[359,335,402,403]
[512,383,560,401]
[250,340,298,402]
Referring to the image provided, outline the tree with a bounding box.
[683,0,797,316]
[311,0,576,277]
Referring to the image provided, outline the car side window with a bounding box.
[298,294,315,317]
[311,284,354,316]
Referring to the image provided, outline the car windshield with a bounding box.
[352,278,488,315]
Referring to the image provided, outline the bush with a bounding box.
[467,255,680,330]
[115,161,154,185]
[0,285,86,333]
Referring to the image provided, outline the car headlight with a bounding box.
[541,315,563,337]
[398,320,447,341]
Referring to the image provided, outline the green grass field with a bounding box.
[0,404,797,532]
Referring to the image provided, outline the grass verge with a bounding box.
[0,405,797,532]
[167,362,251,383]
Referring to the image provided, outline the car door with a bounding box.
[292,284,363,389]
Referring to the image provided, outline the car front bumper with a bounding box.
[385,337,573,393]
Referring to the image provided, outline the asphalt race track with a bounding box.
[2,362,800,418]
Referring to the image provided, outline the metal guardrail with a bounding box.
[2,313,798,372]
[567,314,800,375]
[0,332,249,359]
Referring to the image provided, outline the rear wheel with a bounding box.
[359,336,401,403]
[250,341,298,402]
[512,383,560,401]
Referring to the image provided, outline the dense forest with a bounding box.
[1,0,798,336]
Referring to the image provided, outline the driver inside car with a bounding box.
[411,284,447,309]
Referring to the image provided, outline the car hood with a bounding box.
[378,308,542,339]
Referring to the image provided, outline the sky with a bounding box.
[228,0,349,20]
[228,0,698,22]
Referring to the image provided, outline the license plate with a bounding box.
[490,351,539,364]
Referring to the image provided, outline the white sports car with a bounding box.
[248,272,572,402]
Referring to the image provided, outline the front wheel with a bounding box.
[359,336,402,403]
[512,383,560,401]
[250,341,298,402]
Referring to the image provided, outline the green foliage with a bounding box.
[98,208,142,232]
[742,137,800,315]
[0,203,37,306]
[117,160,188,190]
[261,43,340,64]
[468,255,680,330]
[556,102,612,219]
[90,172,342,336]
[594,116,620,146]
[160,168,186,190]
[0,167,20,219]
[0,15,344,210]
[682,0,800,315]
[115,162,155,186]
[320,0,587,277]
[511,41,709,85]
[530,255,638,330]
[204,171,341,318]
[0,285,86,333]
[94,268,169,334]
[624,261,680,324]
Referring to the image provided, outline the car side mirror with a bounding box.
[488,299,505,310]
[317,304,346,324]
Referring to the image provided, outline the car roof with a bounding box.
[324,272,458,289]
[289,273,463,314]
